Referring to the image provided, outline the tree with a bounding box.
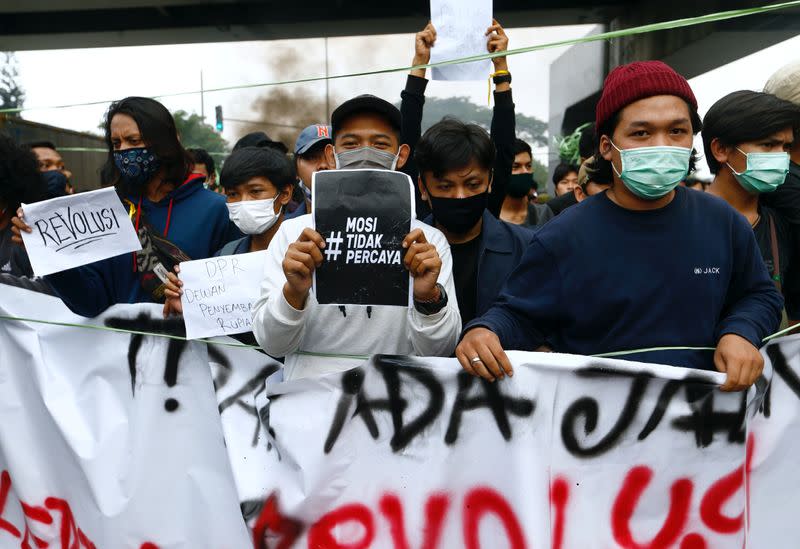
[532,159,549,193]
[397,96,549,190]
[407,96,548,147]
[172,110,228,153]
[0,53,24,117]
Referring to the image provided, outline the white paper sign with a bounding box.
[179,250,266,340]
[430,0,493,81]
[21,187,141,276]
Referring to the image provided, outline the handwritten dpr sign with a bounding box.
[313,169,413,307]
[21,187,141,276]
[179,250,267,339]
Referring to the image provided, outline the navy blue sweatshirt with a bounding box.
[46,175,235,318]
[465,187,784,370]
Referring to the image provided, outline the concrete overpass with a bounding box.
[1,0,797,177]
[549,0,800,172]
[0,0,629,50]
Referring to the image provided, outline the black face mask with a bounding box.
[507,173,534,198]
[428,191,488,235]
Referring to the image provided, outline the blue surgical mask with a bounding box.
[334,147,399,170]
[611,142,691,200]
[727,148,789,194]
[113,147,161,189]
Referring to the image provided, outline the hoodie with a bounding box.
[46,175,236,318]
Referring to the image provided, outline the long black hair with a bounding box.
[103,97,193,196]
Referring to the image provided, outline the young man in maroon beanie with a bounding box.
[456,60,783,392]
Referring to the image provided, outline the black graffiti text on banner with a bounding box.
[312,170,413,307]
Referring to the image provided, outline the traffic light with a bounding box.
[215,105,223,132]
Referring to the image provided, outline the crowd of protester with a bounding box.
[2,21,799,392]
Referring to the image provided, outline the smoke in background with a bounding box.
[235,48,337,149]
[237,35,403,149]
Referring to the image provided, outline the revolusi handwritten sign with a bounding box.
[312,169,414,306]
[21,187,141,276]
[179,250,267,340]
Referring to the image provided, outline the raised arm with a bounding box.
[401,22,436,219]
[487,19,514,217]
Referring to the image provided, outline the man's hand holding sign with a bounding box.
[283,227,325,310]
[402,228,442,304]
[283,170,444,310]
[10,187,141,276]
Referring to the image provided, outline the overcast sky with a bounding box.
[11,26,800,176]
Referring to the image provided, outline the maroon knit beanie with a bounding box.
[595,61,697,131]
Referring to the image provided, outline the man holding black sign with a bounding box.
[251,95,460,380]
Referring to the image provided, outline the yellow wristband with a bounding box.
[488,70,511,104]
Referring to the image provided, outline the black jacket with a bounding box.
[424,210,533,323]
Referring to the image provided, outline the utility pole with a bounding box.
[325,37,330,122]
[200,69,205,121]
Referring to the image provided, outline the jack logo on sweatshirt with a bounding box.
[693,267,721,275]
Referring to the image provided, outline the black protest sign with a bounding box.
[312,169,413,306]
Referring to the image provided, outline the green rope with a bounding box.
[1,313,798,360]
[592,346,715,358]
[1,0,798,115]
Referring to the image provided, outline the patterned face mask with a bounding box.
[113,147,161,189]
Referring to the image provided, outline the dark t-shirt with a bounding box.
[761,161,800,319]
[546,191,578,215]
[754,205,799,318]
[523,202,554,228]
[450,235,482,326]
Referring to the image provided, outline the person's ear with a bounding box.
[324,143,337,169]
[278,186,293,208]
[599,135,614,162]
[710,138,734,167]
[417,175,429,202]
[574,186,586,203]
[395,143,411,170]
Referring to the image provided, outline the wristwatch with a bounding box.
[414,283,448,315]
[493,73,512,85]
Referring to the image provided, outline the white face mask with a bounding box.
[226,197,281,235]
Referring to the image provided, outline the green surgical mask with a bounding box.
[611,142,691,200]
[727,148,789,194]
[507,173,534,198]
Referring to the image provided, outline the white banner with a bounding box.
[0,285,798,548]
